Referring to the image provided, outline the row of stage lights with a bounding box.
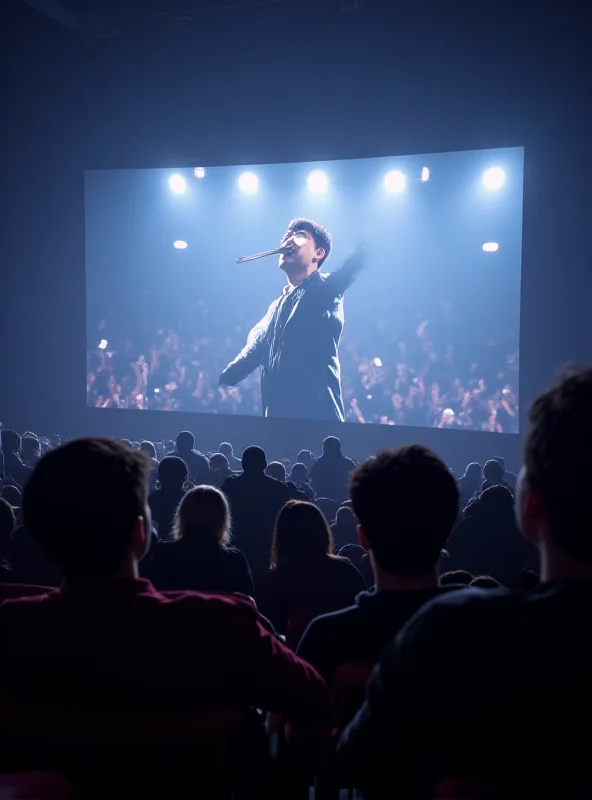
[168,165,507,196]
[169,164,506,254]
[172,239,499,253]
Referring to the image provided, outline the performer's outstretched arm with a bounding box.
[321,240,367,300]
[219,335,266,386]
[219,303,276,386]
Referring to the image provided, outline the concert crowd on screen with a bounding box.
[2,367,592,798]
[86,295,519,432]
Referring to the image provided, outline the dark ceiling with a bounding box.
[9,0,363,39]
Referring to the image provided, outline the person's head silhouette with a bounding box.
[22,438,152,581]
[266,461,286,483]
[1,430,21,456]
[518,368,592,570]
[175,431,195,454]
[483,459,505,485]
[271,501,333,568]
[322,436,342,457]
[173,485,231,547]
[219,442,235,460]
[464,462,482,481]
[158,456,188,492]
[290,463,309,483]
[241,446,267,475]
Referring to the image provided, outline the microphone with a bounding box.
[236,235,307,264]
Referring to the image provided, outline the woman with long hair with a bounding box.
[260,500,366,637]
[149,486,254,597]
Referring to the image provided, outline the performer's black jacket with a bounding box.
[220,251,364,421]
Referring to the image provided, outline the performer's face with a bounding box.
[278,228,325,275]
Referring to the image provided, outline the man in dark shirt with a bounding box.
[309,437,356,503]
[222,446,291,590]
[172,431,212,485]
[0,439,329,793]
[297,445,460,688]
[339,369,592,798]
[220,219,365,422]
[148,455,188,540]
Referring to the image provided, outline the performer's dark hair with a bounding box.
[286,218,332,268]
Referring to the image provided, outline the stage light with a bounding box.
[154,388,160,394]
[173,240,188,250]
[482,167,505,190]
[98,339,108,350]
[194,167,206,179]
[238,172,259,194]
[307,170,328,194]
[373,357,383,367]
[169,173,187,194]
[421,167,430,182]
[482,242,499,252]
[384,170,406,193]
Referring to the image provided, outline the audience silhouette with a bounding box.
[339,368,592,798]
[222,446,291,589]
[149,485,254,596]
[6,366,587,797]
[260,500,366,635]
[309,437,355,504]
[148,455,188,540]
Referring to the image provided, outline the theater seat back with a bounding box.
[331,662,373,731]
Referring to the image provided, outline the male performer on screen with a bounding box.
[219,218,365,422]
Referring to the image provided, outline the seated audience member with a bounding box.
[0,430,31,489]
[297,446,460,687]
[266,461,306,501]
[482,458,508,492]
[219,442,242,472]
[493,455,518,489]
[331,506,359,550]
[338,368,592,797]
[456,462,482,510]
[470,575,501,588]
[266,461,287,483]
[0,439,329,794]
[222,446,291,590]
[1,524,62,587]
[289,462,315,500]
[297,450,315,471]
[439,569,473,586]
[447,485,537,587]
[309,437,356,504]
[172,431,212,485]
[149,486,254,597]
[140,441,159,492]
[1,483,61,587]
[149,456,188,540]
[315,497,340,526]
[259,501,366,636]
[210,453,234,489]
[20,435,41,469]
[337,544,373,587]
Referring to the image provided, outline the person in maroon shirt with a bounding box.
[0,438,328,796]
